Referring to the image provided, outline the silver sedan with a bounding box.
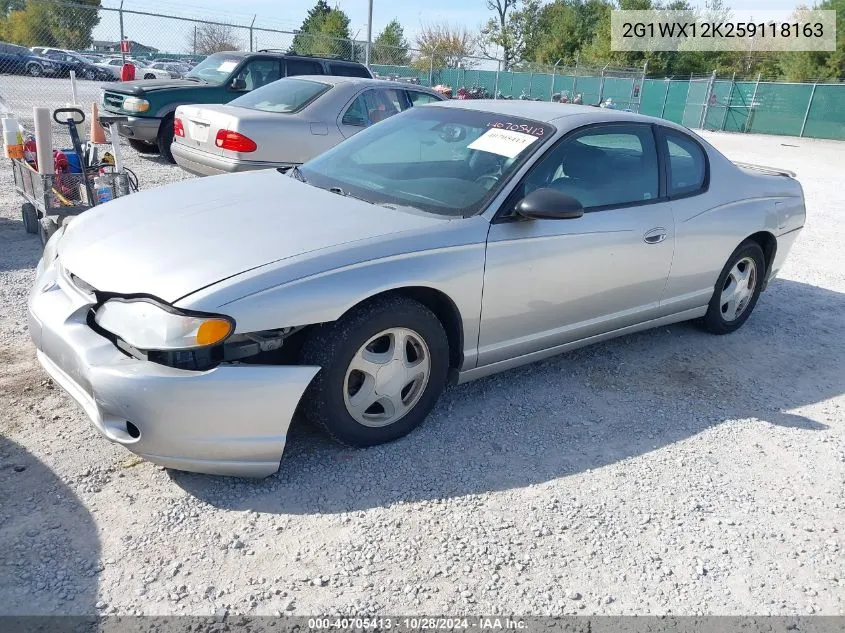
[29,101,806,477]
[172,76,445,177]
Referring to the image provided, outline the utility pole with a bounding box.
[119,0,125,65]
[193,25,197,56]
[365,0,373,68]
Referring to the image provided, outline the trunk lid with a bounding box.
[173,104,243,158]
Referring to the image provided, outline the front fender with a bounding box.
[177,218,490,370]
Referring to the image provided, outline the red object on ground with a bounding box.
[120,63,135,82]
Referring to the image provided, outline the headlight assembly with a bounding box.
[94,298,234,351]
[123,97,150,113]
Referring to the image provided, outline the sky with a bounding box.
[95,0,811,56]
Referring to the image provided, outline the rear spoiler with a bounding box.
[734,162,796,178]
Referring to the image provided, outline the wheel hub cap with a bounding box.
[343,327,431,428]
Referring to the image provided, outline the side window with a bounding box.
[235,59,281,90]
[341,93,368,126]
[407,91,440,106]
[328,63,369,77]
[285,58,323,76]
[664,130,707,197]
[341,89,405,126]
[521,124,659,210]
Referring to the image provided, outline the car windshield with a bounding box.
[187,53,242,83]
[298,106,555,217]
[230,78,330,113]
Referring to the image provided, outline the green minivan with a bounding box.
[101,51,372,162]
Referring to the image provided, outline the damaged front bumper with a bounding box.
[27,250,319,478]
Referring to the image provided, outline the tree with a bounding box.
[414,22,475,71]
[525,0,610,65]
[0,0,101,49]
[779,0,844,81]
[372,19,410,65]
[190,23,242,55]
[478,0,540,71]
[289,0,353,59]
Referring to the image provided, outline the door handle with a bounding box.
[643,228,667,244]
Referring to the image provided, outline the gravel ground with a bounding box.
[0,130,843,617]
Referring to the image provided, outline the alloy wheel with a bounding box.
[720,256,757,322]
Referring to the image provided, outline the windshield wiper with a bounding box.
[276,165,307,183]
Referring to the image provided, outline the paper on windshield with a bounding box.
[217,60,238,73]
[468,128,538,158]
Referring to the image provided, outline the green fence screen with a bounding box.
[371,63,845,141]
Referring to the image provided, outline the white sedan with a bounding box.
[94,57,170,80]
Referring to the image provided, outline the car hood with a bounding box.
[58,170,446,303]
[102,78,210,94]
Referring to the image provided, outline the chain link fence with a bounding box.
[0,0,842,145]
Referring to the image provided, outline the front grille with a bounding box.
[103,92,125,111]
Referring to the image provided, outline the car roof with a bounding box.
[428,99,681,128]
[214,50,367,65]
[284,75,439,92]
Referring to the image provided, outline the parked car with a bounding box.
[94,57,126,79]
[28,102,806,477]
[173,76,444,176]
[0,42,59,76]
[37,48,114,80]
[147,61,189,78]
[131,60,172,80]
[100,50,372,162]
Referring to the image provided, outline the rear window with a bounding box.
[328,63,370,78]
[229,77,330,113]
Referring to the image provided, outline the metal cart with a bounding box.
[13,157,131,246]
[12,108,137,245]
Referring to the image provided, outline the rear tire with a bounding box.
[144,73,155,80]
[701,241,766,335]
[298,295,450,447]
[127,138,159,154]
[156,115,175,163]
[21,203,38,234]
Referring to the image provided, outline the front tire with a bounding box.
[702,241,766,334]
[156,115,175,163]
[26,63,43,77]
[299,295,450,447]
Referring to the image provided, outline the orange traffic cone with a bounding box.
[90,102,106,144]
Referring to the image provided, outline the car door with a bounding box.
[477,122,675,367]
[336,87,409,139]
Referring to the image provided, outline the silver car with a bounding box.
[28,102,805,477]
[172,76,445,177]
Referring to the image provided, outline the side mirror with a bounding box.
[516,188,584,220]
[230,77,247,91]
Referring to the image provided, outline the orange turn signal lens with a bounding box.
[196,319,233,346]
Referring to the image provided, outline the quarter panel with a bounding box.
[661,148,803,313]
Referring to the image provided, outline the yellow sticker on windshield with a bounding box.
[468,128,538,159]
